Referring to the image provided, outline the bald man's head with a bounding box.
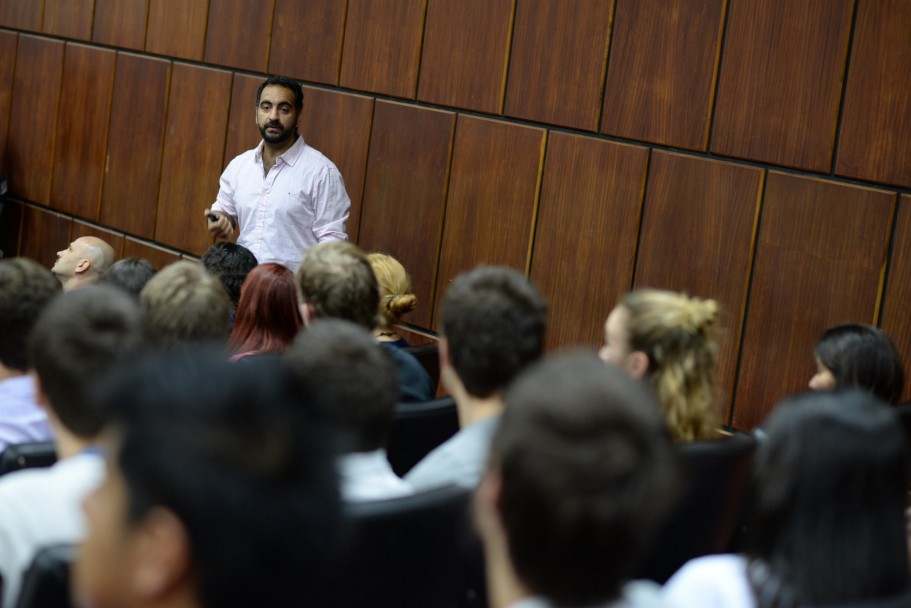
[52,236,116,291]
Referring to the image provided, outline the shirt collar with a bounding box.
[254,134,306,167]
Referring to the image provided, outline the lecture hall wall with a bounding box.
[0,0,909,430]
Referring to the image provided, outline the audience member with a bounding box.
[140,261,231,348]
[200,241,258,311]
[51,236,115,291]
[286,319,410,501]
[228,263,302,361]
[600,288,721,442]
[475,353,679,608]
[295,242,433,402]
[406,266,547,491]
[74,349,341,608]
[367,252,417,348]
[0,258,58,451]
[664,390,910,607]
[99,257,156,298]
[0,285,144,608]
[809,322,905,403]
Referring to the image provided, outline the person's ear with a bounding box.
[299,302,315,327]
[74,258,91,275]
[130,508,191,600]
[438,339,451,371]
[627,351,650,379]
[474,468,504,541]
[31,371,50,411]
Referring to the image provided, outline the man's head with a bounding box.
[75,349,341,608]
[255,76,303,147]
[285,319,399,453]
[295,242,380,329]
[28,285,145,439]
[100,258,156,299]
[139,261,231,348]
[441,266,547,398]
[476,353,678,606]
[200,242,258,308]
[52,236,116,291]
[0,258,60,373]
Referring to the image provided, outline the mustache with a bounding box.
[265,121,282,129]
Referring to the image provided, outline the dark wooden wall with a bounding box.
[1,0,909,430]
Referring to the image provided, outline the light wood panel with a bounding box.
[433,115,545,328]
[836,0,911,189]
[154,63,232,255]
[71,220,125,258]
[339,0,427,98]
[505,0,613,130]
[0,30,17,173]
[7,35,64,205]
[100,53,170,240]
[223,74,262,166]
[19,204,71,268]
[299,87,374,244]
[43,0,93,40]
[634,152,763,419]
[204,0,274,72]
[92,0,148,50]
[50,44,116,221]
[417,0,513,114]
[711,0,853,172]
[0,0,44,30]
[881,195,911,403]
[358,101,455,328]
[733,173,895,430]
[601,0,725,150]
[146,0,208,60]
[529,133,648,350]
[122,236,182,271]
[268,0,346,85]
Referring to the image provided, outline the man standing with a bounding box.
[205,76,350,270]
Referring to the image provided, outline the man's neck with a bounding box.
[443,369,504,428]
[0,363,25,382]
[262,134,298,164]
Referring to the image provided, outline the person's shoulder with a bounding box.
[297,139,342,172]
[663,554,752,608]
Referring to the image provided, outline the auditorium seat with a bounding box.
[402,342,441,390]
[386,396,459,476]
[14,544,74,608]
[337,484,486,607]
[636,432,757,583]
[0,442,57,476]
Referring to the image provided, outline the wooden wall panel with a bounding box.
[19,204,71,268]
[836,0,911,189]
[433,115,545,328]
[299,87,374,244]
[43,0,93,40]
[0,0,44,30]
[417,0,513,114]
[71,220,125,258]
[92,0,148,50]
[146,0,208,61]
[733,173,895,430]
[268,0,345,85]
[50,44,116,221]
[122,236,181,271]
[882,195,911,403]
[100,53,170,239]
[223,74,262,167]
[601,0,725,150]
[711,0,853,172]
[7,36,64,205]
[358,101,455,328]
[339,0,427,99]
[505,0,613,131]
[155,64,231,255]
[530,133,648,350]
[204,0,274,73]
[0,30,17,173]
[634,152,763,419]
[0,199,22,259]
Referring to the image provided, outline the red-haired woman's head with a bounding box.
[228,263,302,356]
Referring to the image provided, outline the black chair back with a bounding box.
[636,432,757,583]
[0,442,57,476]
[403,342,441,391]
[336,484,486,608]
[14,544,74,608]
[386,396,460,476]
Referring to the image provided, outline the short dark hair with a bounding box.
[99,258,156,298]
[443,266,547,398]
[295,242,380,330]
[201,242,258,307]
[28,285,145,438]
[0,258,60,371]
[747,390,909,605]
[492,353,678,606]
[256,75,304,114]
[814,323,905,403]
[97,349,341,607]
[285,319,399,452]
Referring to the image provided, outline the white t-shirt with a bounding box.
[338,449,412,502]
[663,554,754,608]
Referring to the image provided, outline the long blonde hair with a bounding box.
[620,289,720,442]
[366,253,417,328]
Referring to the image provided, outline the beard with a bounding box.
[259,121,295,145]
